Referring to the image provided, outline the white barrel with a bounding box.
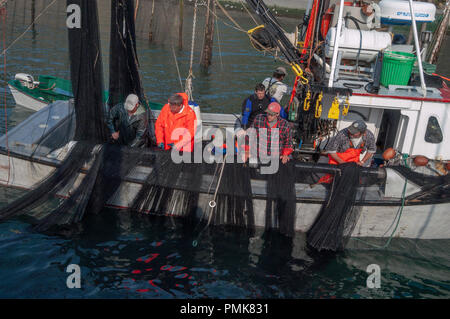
[379,0,436,25]
[325,27,392,62]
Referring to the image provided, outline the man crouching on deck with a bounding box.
[107,94,147,147]
[155,93,197,152]
[247,102,293,169]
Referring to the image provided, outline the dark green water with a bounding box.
[0,0,449,299]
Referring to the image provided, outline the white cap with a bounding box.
[125,94,139,111]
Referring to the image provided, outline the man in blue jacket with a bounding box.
[241,83,287,129]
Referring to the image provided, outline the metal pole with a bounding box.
[328,0,345,88]
[408,0,427,97]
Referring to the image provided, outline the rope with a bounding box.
[134,0,139,21]
[185,0,198,101]
[1,4,10,185]
[192,159,226,247]
[238,0,258,26]
[0,0,57,57]
[212,0,295,70]
[351,177,408,250]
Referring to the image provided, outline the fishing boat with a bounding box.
[0,0,449,250]
[8,73,164,112]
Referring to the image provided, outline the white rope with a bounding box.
[185,0,198,101]
[0,0,57,57]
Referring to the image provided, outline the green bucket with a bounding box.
[380,51,417,87]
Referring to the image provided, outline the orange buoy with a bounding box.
[413,155,429,167]
[382,148,396,160]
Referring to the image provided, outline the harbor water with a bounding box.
[0,0,449,299]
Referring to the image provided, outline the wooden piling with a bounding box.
[200,0,215,68]
[179,0,184,50]
[148,0,155,42]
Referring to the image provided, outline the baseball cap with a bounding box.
[275,66,287,75]
[125,94,139,111]
[348,120,367,134]
[266,102,281,115]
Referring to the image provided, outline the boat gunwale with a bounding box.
[2,146,448,207]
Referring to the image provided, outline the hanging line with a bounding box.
[212,0,294,70]
[1,3,10,185]
[0,0,57,57]
[192,158,227,247]
[160,0,184,92]
[185,0,198,101]
[134,0,139,21]
[238,0,259,26]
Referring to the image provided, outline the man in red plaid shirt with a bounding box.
[249,102,293,164]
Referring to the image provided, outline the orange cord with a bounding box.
[432,73,450,82]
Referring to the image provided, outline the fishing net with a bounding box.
[67,0,108,144]
[2,0,444,253]
[265,161,297,237]
[306,163,366,252]
[109,0,156,146]
[0,0,108,233]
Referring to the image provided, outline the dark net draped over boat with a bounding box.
[306,163,364,251]
[2,0,448,251]
[108,0,155,145]
[108,0,141,107]
[68,0,108,143]
[0,0,109,232]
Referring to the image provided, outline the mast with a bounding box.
[408,0,427,97]
[328,0,345,88]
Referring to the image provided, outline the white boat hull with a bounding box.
[8,84,48,112]
[0,151,448,240]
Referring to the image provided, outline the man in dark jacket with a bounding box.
[106,94,147,147]
[241,83,287,129]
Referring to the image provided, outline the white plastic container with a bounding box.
[379,0,436,25]
[325,27,392,62]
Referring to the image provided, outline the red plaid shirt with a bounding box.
[250,113,293,157]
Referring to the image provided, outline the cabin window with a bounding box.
[424,116,443,144]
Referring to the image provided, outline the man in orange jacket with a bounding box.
[155,93,197,152]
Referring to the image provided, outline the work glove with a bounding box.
[158,143,164,149]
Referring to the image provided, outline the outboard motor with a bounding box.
[15,73,40,89]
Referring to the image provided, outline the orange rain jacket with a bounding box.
[155,93,197,152]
